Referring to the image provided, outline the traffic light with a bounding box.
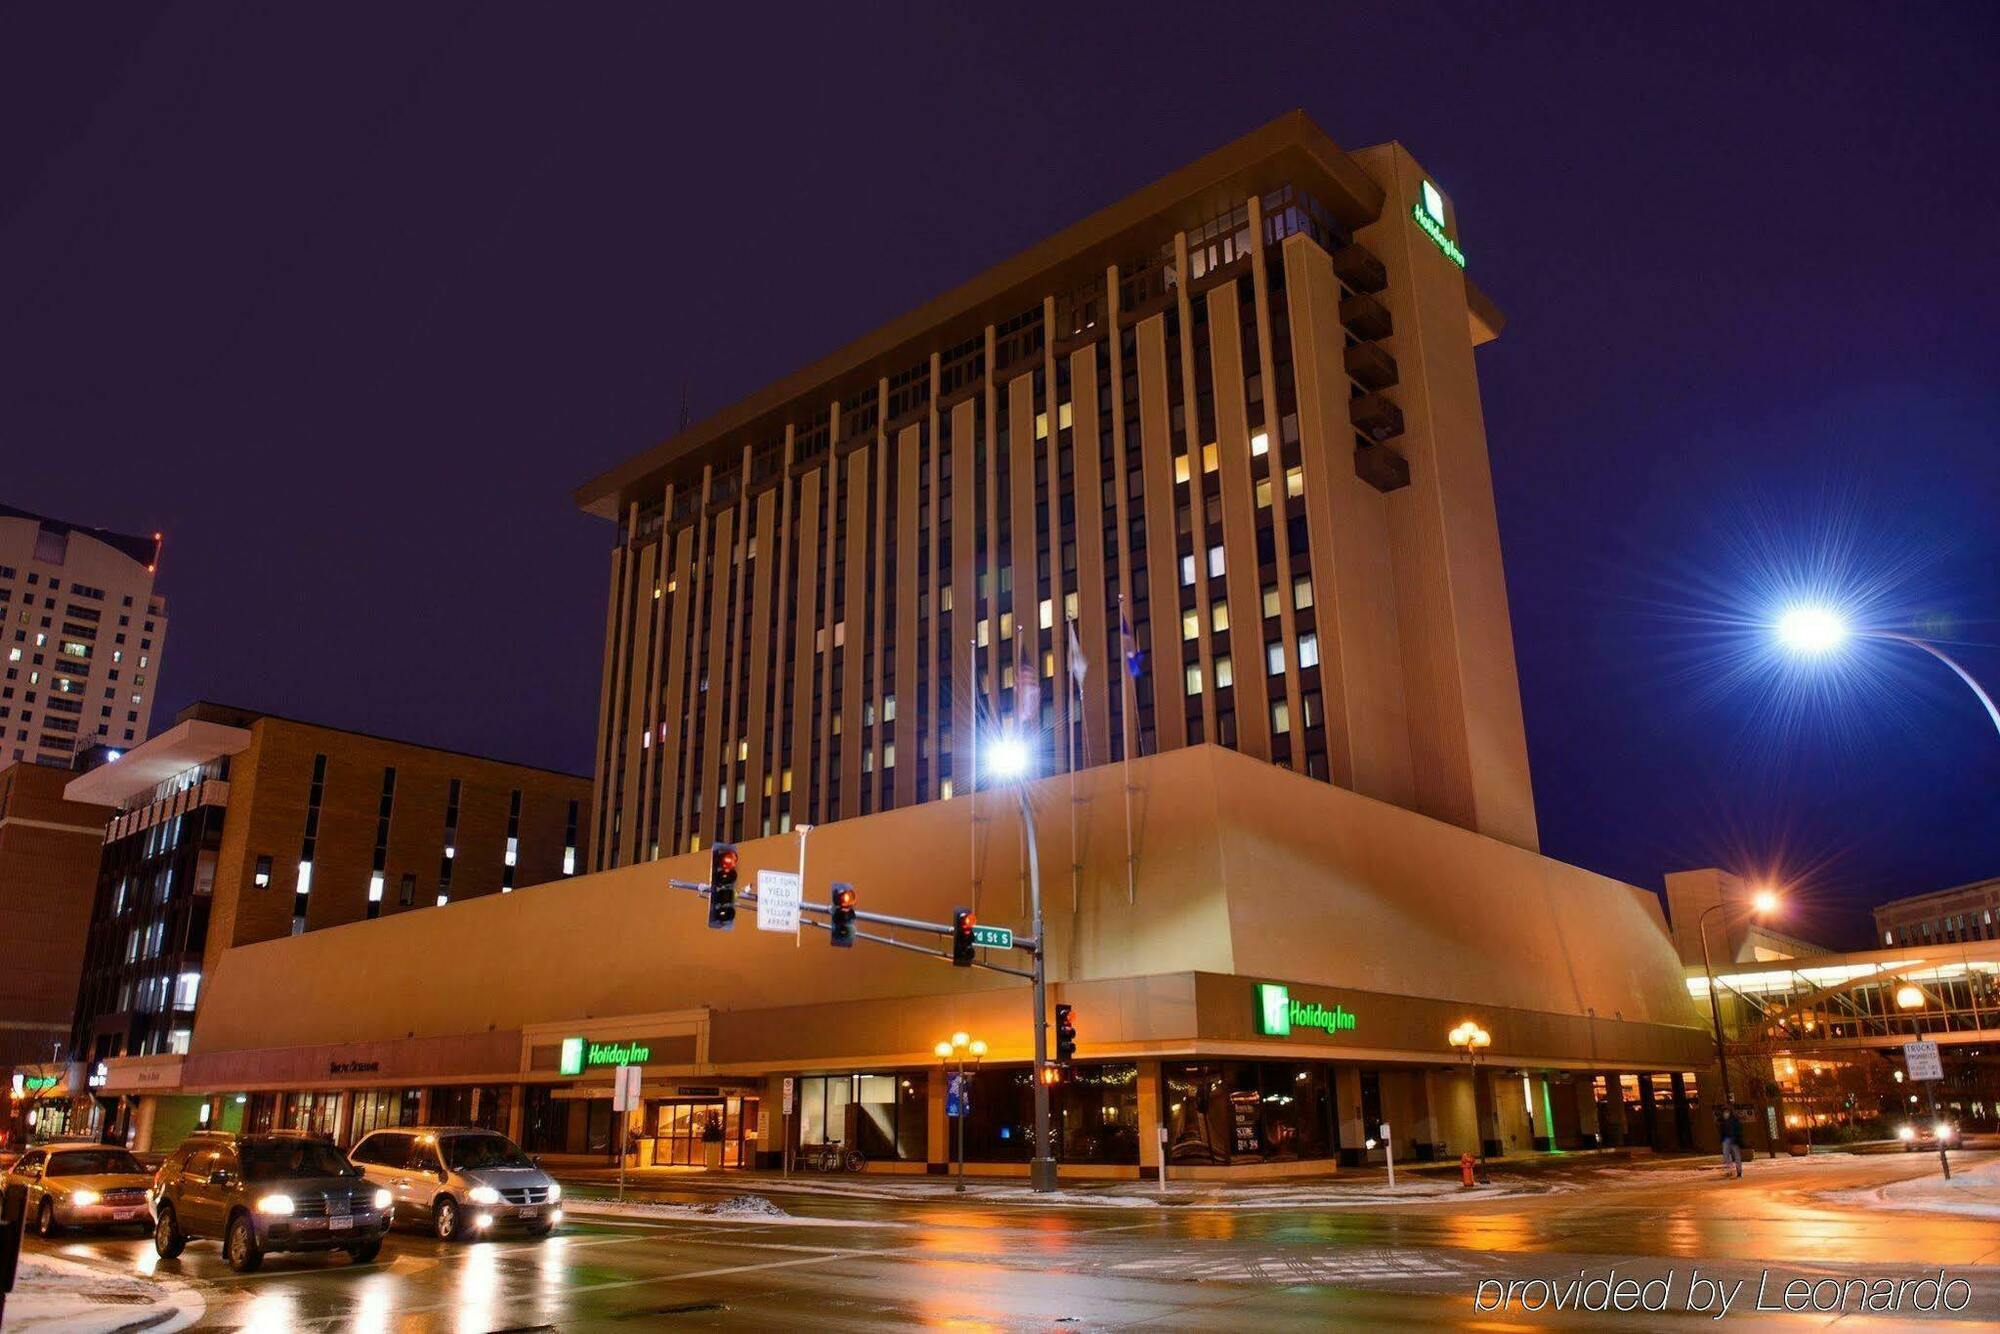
[829,882,857,947]
[951,908,976,966]
[707,842,738,930]
[1055,1003,1077,1066]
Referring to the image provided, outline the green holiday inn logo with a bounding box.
[1412,179,1466,268]
[559,1036,653,1075]
[1254,983,1358,1038]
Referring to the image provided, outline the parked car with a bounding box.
[151,1130,391,1273]
[349,1126,561,1241]
[2,1142,154,1236]
[1896,1119,1957,1151]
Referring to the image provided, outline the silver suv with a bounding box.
[350,1126,560,1241]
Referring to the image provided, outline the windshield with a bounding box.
[241,1140,356,1181]
[444,1134,534,1172]
[48,1150,143,1177]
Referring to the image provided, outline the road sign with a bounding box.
[946,1073,968,1118]
[782,1076,795,1115]
[757,870,802,933]
[1904,1039,1943,1082]
[612,1064,642,1112]
[970,925,1013,949]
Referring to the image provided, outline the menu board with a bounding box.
[1229,1091,1261,1159]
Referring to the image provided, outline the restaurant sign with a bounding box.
[559,1037,654,1076]
[1254,983,1358,1038]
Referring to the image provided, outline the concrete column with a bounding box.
[1638,1074,1660,1150]
[1412,1069,1441,1160]
[133,1097,158,1153]
[1572,1075,1602,1148]
[1136,1061,1163,1174]
[1477,1069,1504,1159]
[506,1085,525,1145]
[1599,1074,1628,1146]
[1670,1072,1695,1152]
[927,1068,948,1175]
[1334,1067,1365,1167]
[1529,1076,1554,1151]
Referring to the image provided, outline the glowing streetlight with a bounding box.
[1751,887,1781,916]
[1895,984,1925,1012]
[1698,888,1783,1122]
[933,1041,953,1059]
[1448,1022,1492,1180]
[937,1032,987,1192]
[1774,605,1849,655]
[985,734,1032,781]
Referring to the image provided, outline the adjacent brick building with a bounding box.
[0,759,111,1073]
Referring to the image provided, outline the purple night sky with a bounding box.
[5,3,1996,945]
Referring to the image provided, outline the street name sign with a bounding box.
[757,870,802,933]
[970,925,1013,949]
[1904,1039,1943,1082]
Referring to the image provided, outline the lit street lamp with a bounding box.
[1895,984,1952,1180]
[1774,604,2000,738]
[1448,1021,1492,1179]
[935,1032,988,1192]
[982,727,1058,1193]
[1696,887,1782,1123]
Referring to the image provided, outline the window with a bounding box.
[253,855,272,889]
[1262,586,1280,618]
[1184,665,1203,696]
[1267,642,1285,676]
[1207,545,1225,577]
[1181,610,1200,642]
[1251,430,1270,457]
[399,874,417,908]
[1285,466,1304,498]
[1298,633,1320,669]
[1272,700,1291,734]
[1201,443,1218,473]
[1214,655,1234,689]
[1174,455,1190,485]
[1180,555,1196,587]
[1211,601,1229,632]
[1255,479,1272,509]
[1293,577,1314,610]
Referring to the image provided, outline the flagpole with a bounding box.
[1067,614,1083,918]
[1118,594,1137,906]
[967,636,979,917]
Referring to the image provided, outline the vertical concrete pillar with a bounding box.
[927,1069,948,1175]
[1573,1076,1602,1148]
[1670,1072,1695,1152]
[1136,1061,1163,1176]
[1334,1067,1365,1167]
[507,1085,526,1146]
[1638,1074,1660,1150]
[133,1097,158,1153]
[1599,1075,1628,1147]
[1412,1069,1441,1160]
[1477,1069,1504,1159]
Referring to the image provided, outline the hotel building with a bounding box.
[0,504,167,767]
[99,114,1724,1174]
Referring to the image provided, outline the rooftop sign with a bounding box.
[1412,180,1466,268]
[1254,983,1358,1038]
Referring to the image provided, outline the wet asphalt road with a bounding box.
[20,1152,2000,1329]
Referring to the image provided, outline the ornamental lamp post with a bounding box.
[981,728,1058,1193]
[1449,1021,1492,1179]
[936,1033,987,1192]
[1696,886,1782,1129]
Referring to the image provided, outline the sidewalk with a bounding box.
[1819,1153,2000,1220]
[1,1252,203,1333]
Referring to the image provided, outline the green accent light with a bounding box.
[1256,983,1291,1036]
[1287,1001,1358,1035]
[1411,200,1466,268]
[558,1036,584,1076]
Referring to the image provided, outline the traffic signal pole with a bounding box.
[1017,785,1056,1194]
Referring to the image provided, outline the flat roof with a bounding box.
[0,503,160,569]
[63,716,254,807]
[573,110,1396,520]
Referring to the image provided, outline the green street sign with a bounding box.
[970,925,1013,949]
[559,1036,653,1076]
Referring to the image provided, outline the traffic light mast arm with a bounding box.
[664,878,1038,975]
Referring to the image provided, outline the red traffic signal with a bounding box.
[707,842,738,930]
[951,908,976,966]
[830,882,857,947]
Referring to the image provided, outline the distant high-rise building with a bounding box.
[0,504,168,766]
[574,111,1536,869]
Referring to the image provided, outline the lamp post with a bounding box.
[934,1033,987,1192]
[982,731,1058,1193]
[1449,1021,1492,1179]
[1774,607,2000,739]
[1696,887,1782,1122]
[1895,984,1951,1180]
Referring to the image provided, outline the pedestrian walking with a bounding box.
[1720,1107,1745,1178]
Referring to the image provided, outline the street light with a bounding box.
[936,1032,987,1192]
[1696,888,1783,1124]
[1895,984,1951,1180]
[1449,1021,1492,1179]
[980,725,1057,1193]
[1773,605,2000,738]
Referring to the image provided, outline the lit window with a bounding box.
[1272,700,1291,734]
[1268,642,1286,676]
[999,612,1014,640]
[1180,555,1196,587]
[1058,401,1073,430]
[1202,443,1219,473]
[1208,545,1225,577]
[173,971,201,1009]
[1211,601,1229,632]
[940,778,955,800]
[369,873,385,902]
[737,738,749,761]
[1063,591,1078,620]
[444,845,455,860]
[254,855,272,889]
[112,649,122,663]
[505,837,519,867]
[1256,479,1272,509]
[1251,431,1270,457]
[1262,586,1280,618]
[139,655,148,668]
[833,621,846,647]
[1034,411,1049,440]
[1286,466,1304,498]
[1293,577,1314,610]
[1039,599,1053,630]
[1181,610,1200,642]
[782,767,793,793]
[883,695,897,721]
[562,848,576,876]
[1184,665,1203,696]
[883,742,896,768]
[1214,655,1234,688]
[1174,455,1190,485]
[436,894,449,908]
[297,860,314,897]
[977,618,990,647]
[1299,633,1320,669]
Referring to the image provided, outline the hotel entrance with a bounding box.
[647,1095,759,1167]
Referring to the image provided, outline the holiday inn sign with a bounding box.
[1255,983,1358,1038]
[558,1036,654,1075]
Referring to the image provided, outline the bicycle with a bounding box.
[797,1140,865,1172]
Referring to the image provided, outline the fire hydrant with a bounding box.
[1459,1152,1477,1188]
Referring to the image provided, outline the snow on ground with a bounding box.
[585,1173,1555,1210]
[2,1252,202,1333]
[1820,1153,2000,1220]
[568,1193,908,1227]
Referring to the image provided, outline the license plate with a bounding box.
[517,1206,537,1218]
[114,1208,141,1220]
[329,1213,353,1230]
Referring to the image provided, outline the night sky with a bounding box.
[6,4,1996,946]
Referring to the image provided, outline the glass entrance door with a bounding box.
[650,1097,760,1166]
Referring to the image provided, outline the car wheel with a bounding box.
[154,1204,186,1258]
[434,1195,464,1242]
[225,1212,264,1274]
[36,1198,59,1238]
[348,1239,383,1264]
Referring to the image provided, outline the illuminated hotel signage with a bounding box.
[1412,180,1466,268]
[559,1037,654,1075]
[1254,983,1358,1038]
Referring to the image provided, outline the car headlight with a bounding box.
[71,1189,101,1207]
[373,1189,393,1210]
[256,1194,295,1215]
[1897,1125,1916,1140]
[1935,1123,1954,1140]
[547,1183,561,1202]
[468,1186,501,1205]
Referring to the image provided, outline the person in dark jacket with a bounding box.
[1720,1107,1745,1177]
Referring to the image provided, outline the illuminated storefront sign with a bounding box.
[1412,180,1466,268]
[559,1037,653,1075]
[1254,983,1358,1038]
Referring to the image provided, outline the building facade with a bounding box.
[575,111,1536,871]
[61,702,590,1089]
[0,504,167,767]
[119,746,1715,1173]
[1872,877,2000,948]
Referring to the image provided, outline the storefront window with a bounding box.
[793,1071,927,1161]
[348,1089,421,1140]
[429,1084,510,1131]
[1164,1062,1334,1164]
[960,1063,1138,1164]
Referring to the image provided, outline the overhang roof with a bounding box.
[573,109,1395,520]
[64,717,253,808]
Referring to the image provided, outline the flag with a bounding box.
[1119,604,1143,678]
[1015,631,1041,723]
[1066,617,1088,688]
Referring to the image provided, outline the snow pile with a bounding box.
[2,1253,202,1333]
[1820,1155,2000,1220]
[698,1193,788,1218]
[567,1194,903,1228]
